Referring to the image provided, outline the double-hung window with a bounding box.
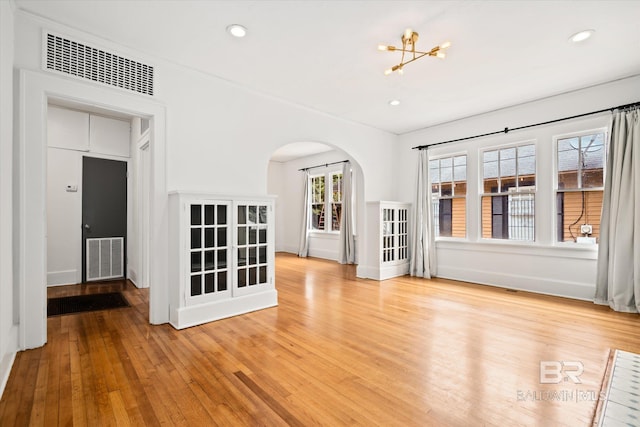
[430,155,467,237]
[310,171,343,232]
[481,144,536,241]
[556,130,605,243]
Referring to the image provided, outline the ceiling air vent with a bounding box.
[45,32,154,96]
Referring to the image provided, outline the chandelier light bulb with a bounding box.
[440,41,451,49]
[436,51,446,59]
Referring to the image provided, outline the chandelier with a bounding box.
[378,28,450,75]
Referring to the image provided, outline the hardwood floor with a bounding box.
[1,253,639,426]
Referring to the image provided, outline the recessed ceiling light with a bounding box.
[227,24,247,38]
[389,99,401,107]
[569,29,594,43]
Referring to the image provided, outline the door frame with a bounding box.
[18,69,168,350]
[137,135,150,289]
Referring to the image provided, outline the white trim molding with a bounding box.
[18,69,168,350]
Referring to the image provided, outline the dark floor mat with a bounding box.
[47,292,130,317]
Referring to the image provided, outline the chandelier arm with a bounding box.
[392,49,431,55]
[395,51,432,68]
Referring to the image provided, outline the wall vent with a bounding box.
[45,32,154,96]
[86,237,124,281]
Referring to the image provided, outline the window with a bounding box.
[481,144,536,241]
[430,155,466,237]
[310,171,343,232]
[556,131,605,242]
[331,172,343,231]
[310,175,325,230]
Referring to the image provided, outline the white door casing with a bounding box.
[18,69,168,349]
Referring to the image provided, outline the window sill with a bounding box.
[434,236,468,242]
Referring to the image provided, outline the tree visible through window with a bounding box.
[310,172,343,232]
[556,131,605,242]
[331,173,343,231]
[310,175,325,230]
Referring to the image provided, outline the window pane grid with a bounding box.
[556,131,605,242]
[431,155,467,238]
[309,172,343,232]
[237,204,269,288]
[481,144,536,241]
[189,203,229,297]
[482,144,536,194]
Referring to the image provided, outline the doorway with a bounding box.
[20,71,169,349]
[81,156,128,282]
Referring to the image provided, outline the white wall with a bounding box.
[396,75,640,300]
[266,161,286,252]
[268,149,363,262]
[46,106,131,286]
[0,0,17,398]
[11,10,397,349]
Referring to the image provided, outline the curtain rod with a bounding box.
[412,100,640,151]
[298,159,349,172]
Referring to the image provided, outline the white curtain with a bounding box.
[409,149,436,278]
[338,162,355,264]
[595,107,640,312]
[298,170,310,257]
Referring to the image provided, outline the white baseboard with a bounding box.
[308,248,338,261]
[279,245,298,254]
[436,266,595,301]
[0,325,18,400]
[47,269,79,286]
[128,268,138,284]
[170,290,278,330]
[356,263,408,280]
[356,265,375,279]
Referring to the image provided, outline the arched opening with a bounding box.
[266,141,365,264]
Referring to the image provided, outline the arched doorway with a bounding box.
[266,141,365,264]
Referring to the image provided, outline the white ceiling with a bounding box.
[16,0,640,138]
[270,142,334,163]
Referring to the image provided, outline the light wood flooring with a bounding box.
[1,253,639,426]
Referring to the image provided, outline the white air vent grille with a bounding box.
[87,237,124,281]
[45,33,154,96]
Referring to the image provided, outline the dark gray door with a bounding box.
[82,156,127,282]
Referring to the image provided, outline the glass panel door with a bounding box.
[188,201,230,304]
[235,202,271,296]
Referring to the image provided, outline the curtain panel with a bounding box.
[595,107,640,312]
[409,149,436,278]
[338,162,356,264]
[298,170,310,257]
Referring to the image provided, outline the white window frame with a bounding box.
[429,152,468,240]
[308,169,343,234]
[553,127,607,245]
[480,140,537,242]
